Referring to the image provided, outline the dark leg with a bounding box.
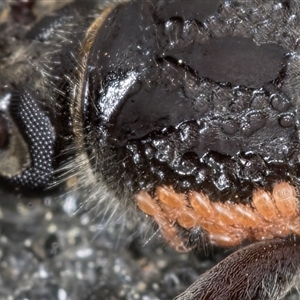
[175,236,300,300]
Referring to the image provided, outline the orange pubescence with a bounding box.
[176,209,198,229]
[189,192,213,219]
[252,227,275,241]
[159,202,178,220]
[154,214,191,252]
[198,219,229,235]
[135,191,160,216]
[272,182,297,217]
[156,186,186,208]
[232,204,259,227]
[212,202,236,226]
[209,232,243,247]
[135,181,299,250]
[252,189,278,221]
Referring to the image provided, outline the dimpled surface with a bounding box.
[82,0,299,204]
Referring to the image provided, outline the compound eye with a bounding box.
[0,88,55,193]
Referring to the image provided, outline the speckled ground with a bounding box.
[0,186,298,300]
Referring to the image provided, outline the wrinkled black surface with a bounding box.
[82,0,298,203]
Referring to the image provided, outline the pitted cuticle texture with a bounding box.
[74,1,300,206]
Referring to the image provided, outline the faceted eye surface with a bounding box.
[0,88,55,193]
